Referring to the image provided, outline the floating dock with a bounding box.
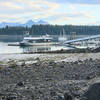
[8,42,60,46]
[8,43,20,46]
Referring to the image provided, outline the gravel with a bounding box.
[0,53,100,100]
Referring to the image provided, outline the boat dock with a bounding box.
[8,43,20,46]
[8,42,60,46]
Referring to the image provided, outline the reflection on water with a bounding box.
[0,42,70,54]
[22,46,51,53]
[22,45,70,53]
[0,42,23,54]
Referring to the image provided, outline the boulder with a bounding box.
[17,82,24,87]
[64,92,73,100]
[82,82,100,100]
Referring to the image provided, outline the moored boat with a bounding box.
[20,32,58,46]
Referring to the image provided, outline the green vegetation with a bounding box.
[0,25,100,35]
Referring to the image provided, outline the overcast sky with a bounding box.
[0,0,100,25]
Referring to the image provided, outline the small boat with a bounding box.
[20,32,58,46]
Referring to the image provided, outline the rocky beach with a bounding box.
[0,53,100,100]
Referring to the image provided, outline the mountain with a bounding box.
[36,20,49,25]
[0,22,21,28]
[0,20,49,28]
[22,20,35,27]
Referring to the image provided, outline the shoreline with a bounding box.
[0,53,100,99]
[0,52,100,63]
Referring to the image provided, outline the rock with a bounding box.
[35,57,40,61]
[49,61,55,66]
[16,62,25,66]
[57,93,64,100]
[9,62,17,68]
[60,65,64,68]
[5,93,17,100]
[89,58,93,61]
[82,82,100,100]
[31,95,34,99]
[17,82,24,87]
[0,93,5,96]
[35,62,40,66]
[21,62,25,66]
[25,61,37,65]
[64,92,73,100]
[6,97,16,100]
[44,97,49,100]
[50,91,57,96]
[74,61,78,64]
[86,76,93,80]
[57,95,64,100]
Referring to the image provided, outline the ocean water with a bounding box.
[0,42,23,54]
[0,35,91,54]
[0,42,71,54]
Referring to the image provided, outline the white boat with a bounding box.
[20,33,58,46]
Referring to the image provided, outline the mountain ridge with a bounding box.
[0,20,49,28]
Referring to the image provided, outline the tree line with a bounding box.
[0,25,100,35]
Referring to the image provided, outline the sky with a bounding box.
[0,0,100,25]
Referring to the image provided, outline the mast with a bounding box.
[58,28,67,42]
[62,28,66,38]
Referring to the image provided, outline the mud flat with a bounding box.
[0,53,100,100]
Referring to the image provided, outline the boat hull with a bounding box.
[19,42,59,46]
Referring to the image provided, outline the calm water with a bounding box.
[0,42,71,54]
[0,35,90,54]
[0,42,23,54]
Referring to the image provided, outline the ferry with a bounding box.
[20,32,58,46]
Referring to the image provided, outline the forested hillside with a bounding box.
[0,25,100,35]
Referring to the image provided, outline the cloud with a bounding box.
[0,0,59,22]
[50,12,94,19]
[0,1,24,11]
[68,0,100,4]
[48,0,100,5]
[48,12,95,24]
[69,5,76,10]
[0,0,98,25]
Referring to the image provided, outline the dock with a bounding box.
[7,42,60,46]
[8,43,20,46]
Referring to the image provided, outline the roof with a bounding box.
[24,36,53,40]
